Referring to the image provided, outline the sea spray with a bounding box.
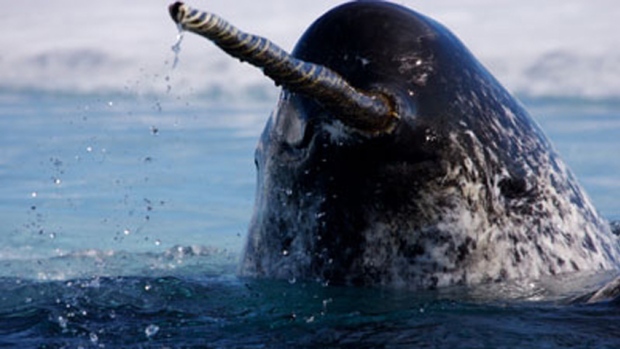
[171,23,184,70]
[163,23,185,95]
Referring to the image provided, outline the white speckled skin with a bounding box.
[239,1,620,289]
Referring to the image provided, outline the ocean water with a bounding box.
[2,0,620,348]
[2,92,620,348]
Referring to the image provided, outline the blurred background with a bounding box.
[1,0,619,99]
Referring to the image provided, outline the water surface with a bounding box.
[1,92,620,347]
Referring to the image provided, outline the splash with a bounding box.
[171,23,184,69]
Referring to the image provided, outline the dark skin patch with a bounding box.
[499,177,528,199]
[557,257,565,267]
[583,234,598,253]
[456,237,475,263]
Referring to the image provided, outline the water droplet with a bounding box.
[31,192,38,198]
[155,239,161,246]
[288,276,296,284]
[107,101,114,107]
[58,316,68,329]
[89,332,99,344]
[50,157,63,167]
[171,25,184,69]
[322,298,333,312]
[285,189,293,196]
[145,324,160,338]
[86,146,93,153]
[53,177,62,185]
[144,284,152,291]
[282,249,289,256]
[49,232,56,239]
[123,229,131,236]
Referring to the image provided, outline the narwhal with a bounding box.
[168,1,620,291]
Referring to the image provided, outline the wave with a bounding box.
[497,50,620,100]
[8,47,619,101]
[0,267,618,348]
[0,245,238,281]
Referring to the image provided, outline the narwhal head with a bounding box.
[168,1,496,285]
[169,2,617,288]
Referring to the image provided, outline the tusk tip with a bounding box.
[168,2,185,23]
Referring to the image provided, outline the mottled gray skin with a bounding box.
[239,1,620,288]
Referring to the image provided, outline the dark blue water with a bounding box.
[2,272,620,348]
[1,92,620,348]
